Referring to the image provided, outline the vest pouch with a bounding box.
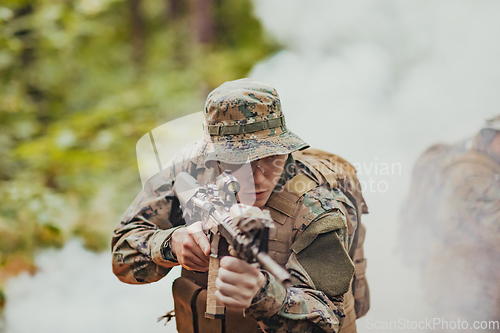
[173,276,222,333]
[173,276,257,333]
[339,287,357,333]
[352,223,370,318]
[172,276,201,333]
[194,289,223,333]
[196,289,258,333]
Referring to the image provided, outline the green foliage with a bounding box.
[0,0,277,303]
[0,286,5,310]
[71,224,109,252]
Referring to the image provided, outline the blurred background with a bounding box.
[1,0,499,332]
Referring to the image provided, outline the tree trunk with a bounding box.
[130,0,145,65]
[165,0,182,21]
[191,0,214,44]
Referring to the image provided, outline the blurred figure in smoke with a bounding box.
[401,116,500,324]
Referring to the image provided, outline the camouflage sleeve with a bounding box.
[111,144,198,284]
[245,220,350,333]
[300,186,357,254]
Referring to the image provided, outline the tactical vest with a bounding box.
[292,149,370,319]
[172,149,368,333]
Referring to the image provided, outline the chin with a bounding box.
[254,197,270,208]
[238,192,271,207]
[238,195,256,206]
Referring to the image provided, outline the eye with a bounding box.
[263,156,276,162]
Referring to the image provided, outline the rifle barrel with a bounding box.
[256,252,292,288]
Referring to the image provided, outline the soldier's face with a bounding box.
[219,154,287,207]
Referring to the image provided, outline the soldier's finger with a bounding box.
[176,230,209,264]
[218,267,260,291]
[220,256,259,275]
[216,277,253,300]
[188,222,211,256]
[214,290,248,310]
[185,263,209,272]
[185,238,210,262]
[183,247,210,267]
[183,256,209,272]
[184,263,209,272]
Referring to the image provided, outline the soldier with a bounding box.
[112,79,369,333]
[401,116,500,323]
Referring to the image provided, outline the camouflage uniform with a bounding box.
[401,117,500,323]
[112,79,367,332]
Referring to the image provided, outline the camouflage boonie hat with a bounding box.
[196,78,309,165]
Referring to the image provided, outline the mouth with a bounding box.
[251,190,268,200]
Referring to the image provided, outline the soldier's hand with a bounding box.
[171,222,210,272]
[215,256,267,309]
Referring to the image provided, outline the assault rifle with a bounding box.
[173,171,291,319]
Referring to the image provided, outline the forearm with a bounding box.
[245,249,346,333]
[112,221,184,284]
[111,144,201,283]
[246,271,343,333]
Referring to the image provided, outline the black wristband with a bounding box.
[161,237,178,262]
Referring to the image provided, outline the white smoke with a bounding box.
[250,0,500,332]
[3,1,500,333]
[3,241,179,333]
[252,0,500,155]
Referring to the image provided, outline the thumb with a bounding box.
[188,222,211,256]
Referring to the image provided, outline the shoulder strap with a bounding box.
[267,173,317,217]
[293,153,338,189]
[293,148,369,215]
[283,174,318,197]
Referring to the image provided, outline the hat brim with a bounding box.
[195,130,309,166]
